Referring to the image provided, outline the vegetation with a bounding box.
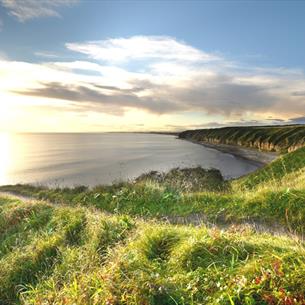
[179,125,305,153]
[1,196,305,305]
[135,167,226,192]
[0,143,305,304]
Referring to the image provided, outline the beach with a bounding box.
[180,138,278,166]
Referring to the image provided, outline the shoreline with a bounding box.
[180,138,278,166]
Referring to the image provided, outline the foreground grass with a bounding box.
[0,196,305,305]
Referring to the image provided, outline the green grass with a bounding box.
[136,167,226,192]
[0,196,305,304]
[0,145,305,303]
[179,125,305,152]
[234,146,305,190]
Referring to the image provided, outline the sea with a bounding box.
[0,132,262,187]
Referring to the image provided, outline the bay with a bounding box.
[0,132,263,187]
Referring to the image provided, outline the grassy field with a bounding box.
[1,196,305,305]
[0,146,305,304]
[179,125,305,153]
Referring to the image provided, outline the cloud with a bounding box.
[287,116,305,124]
[2,36,305,129]
[10,68,305,119]
[166,121,263,132]
[0,0,78,22]
[291,90,305,96]
[66,36,221,63]
[0,18,3,31]
[13,81,183,115]
[34,51,59,58]
[165,117,305,132]
[167,79,276,116]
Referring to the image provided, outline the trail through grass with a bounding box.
[1,196,305,305]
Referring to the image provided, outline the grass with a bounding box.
[1,196,305,304]
[179,125,305,152]
[0,145,305,303]
[136,167,226,192]
[233,145,305,190]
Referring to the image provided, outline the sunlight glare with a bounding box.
[0,133,11,185]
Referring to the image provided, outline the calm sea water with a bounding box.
[0,133,261,187]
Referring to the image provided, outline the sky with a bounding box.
[0,0,305,132]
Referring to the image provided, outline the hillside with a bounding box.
[0,146,305,304]
[0,195,305,305]
[179,125,305,153]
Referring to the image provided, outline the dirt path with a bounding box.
[161,213,301,240]
[0,191,36,203]
[0,191,302,241]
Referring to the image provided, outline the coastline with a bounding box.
[180,138,278,166]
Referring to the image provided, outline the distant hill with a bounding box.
[179,124,305,153]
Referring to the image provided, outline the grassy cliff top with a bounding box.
[179,124,305,152]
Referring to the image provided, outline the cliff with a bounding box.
[179,125,305,153]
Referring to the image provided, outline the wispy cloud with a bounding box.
[66,36,221,63]
[13,81,182,115]
[292,90,305,97]
[34,51,59,58]
[0,0,78,22]
[287,116,305,124]
[0,18,3,31]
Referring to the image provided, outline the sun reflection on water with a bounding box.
[0,132,11,185]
